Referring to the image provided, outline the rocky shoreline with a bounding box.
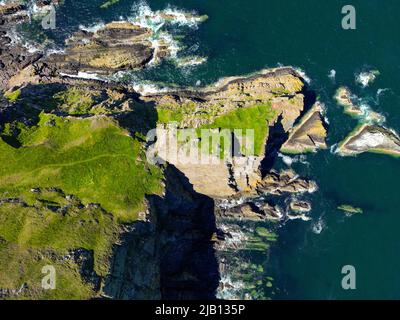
[0,2,326,299]
[1,1,399,301]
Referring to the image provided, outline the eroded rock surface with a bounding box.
[148,68,310,198]
[47,22,158,76]
[337,124,400,157]
[281,102,327,154]
[334,86,385,123]
[256,169,317,196]
[289,200,312,213]
[0,3,43,90]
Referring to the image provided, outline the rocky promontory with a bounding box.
[0,4,327,300]
[147,67,318,198]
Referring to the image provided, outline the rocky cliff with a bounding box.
[0,3,328,300]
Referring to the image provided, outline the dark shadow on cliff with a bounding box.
[115,99,158,138]
[0,83,67,147]
[260,114,288,176]
[149,164,220,300]
[103,164,220,300]
[0,83,67,124]
[292,85,317,127]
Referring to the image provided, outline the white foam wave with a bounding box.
[59,71,105,81]
[330,143,338,154]
[124,1,207,67]
[79,22,106,33]
[278,153,309,167]
[294,67,311,84]
[218,198,246,210]
[122,78,173,95]
[328,69,336,80]
[355,70,380,87]
[287,213,312,222]
[278,153,294,166]
[312,218,325,234]
[130,1,207,30]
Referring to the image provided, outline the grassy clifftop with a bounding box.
[0,112,163,299]
[0,112,162,221]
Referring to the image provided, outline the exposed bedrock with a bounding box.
[148,67,317,198]
[280,102,328,154]
[46,22,158,76]
[337,124,400,157]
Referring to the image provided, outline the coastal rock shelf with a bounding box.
[47,22,158,75]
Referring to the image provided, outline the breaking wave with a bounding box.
[294,67,311,84]
[328,69,336,81]
[355,69,380,88]
[312,218,325,234]
[127,0,208,67]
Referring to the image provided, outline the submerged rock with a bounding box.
[338,204,363,214]
[337,124,400,157]
[280,102,328,154]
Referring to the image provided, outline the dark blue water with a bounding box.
[22,0,400,299]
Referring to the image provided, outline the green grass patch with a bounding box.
[53,88,100,115]
[255,227,278,241]
[0,112,164,299]
[199,103,276,156]
[4,89,21,103]
[0,112,163,222]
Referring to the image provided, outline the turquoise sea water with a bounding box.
[21,0,400,299]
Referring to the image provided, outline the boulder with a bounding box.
[289,200,312,213]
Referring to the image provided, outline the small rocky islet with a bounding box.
[0,1,398,300]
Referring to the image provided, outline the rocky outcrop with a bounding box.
[337,124,400,157]
[0,3,43,90]
[142,67,305,128]
[289,200,312,213]
[147,68,308,198]
[334,86,385,123]
[216,202,282,221]
[280,102,327,154]
[256,169,317,196]
[46,22,159,76]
